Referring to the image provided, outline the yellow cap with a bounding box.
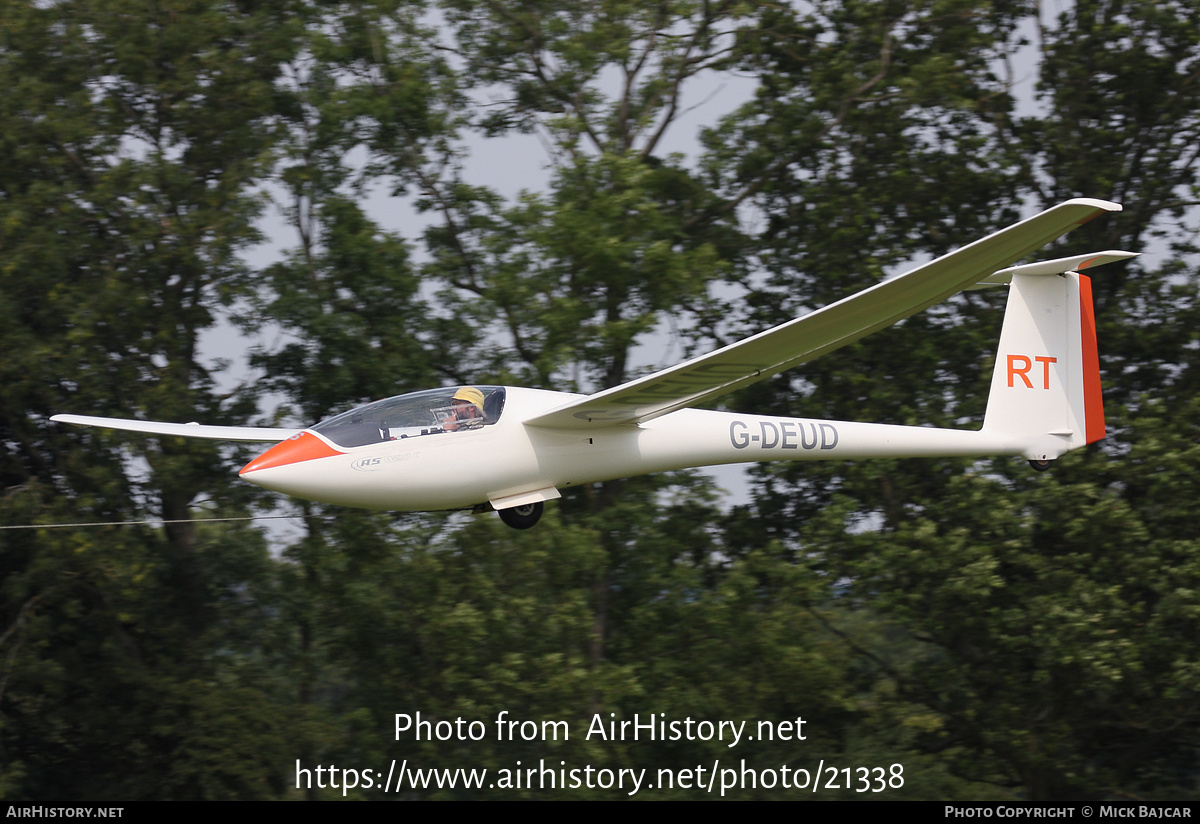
[452,387,485,413]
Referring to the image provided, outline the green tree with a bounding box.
[4,0,1197,801]
[706,0,1030,540]
[0,0,302,798]
[710,0,1200,798]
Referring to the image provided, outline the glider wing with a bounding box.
[51,414,300,443]
[524,198,1123,430]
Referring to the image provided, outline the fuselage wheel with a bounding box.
[1028,459,1053,472]
[498,501,544,529]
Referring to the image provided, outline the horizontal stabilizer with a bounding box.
[51,414,300,443]
[968,250,1138,288]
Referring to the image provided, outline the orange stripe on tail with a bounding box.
[1078,275,1106,443]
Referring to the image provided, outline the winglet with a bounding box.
[1064,197,1122,218]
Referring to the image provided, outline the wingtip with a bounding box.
[1061,197,1122,213]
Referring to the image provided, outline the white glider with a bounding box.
[54,199,1134,528]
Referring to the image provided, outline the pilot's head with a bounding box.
[452,386,485,418]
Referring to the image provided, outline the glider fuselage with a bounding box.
[238,386,1018,512]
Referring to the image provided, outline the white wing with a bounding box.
[51,414,300,443]
[523,198,1123,430]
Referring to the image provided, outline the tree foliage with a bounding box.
[1,0,1197,800]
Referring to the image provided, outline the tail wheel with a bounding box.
[498,501,544,530]
[1029,459,1053,472]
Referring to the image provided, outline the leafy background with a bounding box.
[1,0,1198,799]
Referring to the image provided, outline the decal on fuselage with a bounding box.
[729,420,838,451]
[1007,354,1057,389]
[351,451,420,472]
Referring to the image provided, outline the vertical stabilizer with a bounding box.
[982,272,1105,461]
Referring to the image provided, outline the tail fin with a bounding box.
[982,267,1115,462]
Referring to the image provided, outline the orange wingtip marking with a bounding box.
[240,431,341,475]
[1078,275,1106,443]
[1077,255,1101,270]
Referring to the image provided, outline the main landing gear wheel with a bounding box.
[498,501,544,530]
[1028,459,1054,472]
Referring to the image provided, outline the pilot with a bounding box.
[442,387,486,432]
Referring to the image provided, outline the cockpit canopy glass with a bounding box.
[312,386,506,448]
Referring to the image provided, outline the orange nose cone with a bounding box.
[240,432,342,475]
